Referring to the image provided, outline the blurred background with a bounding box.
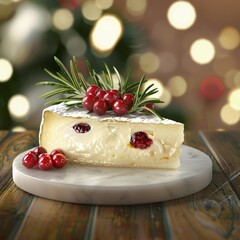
[0,0,240,131]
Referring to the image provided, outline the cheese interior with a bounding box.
[39,105,184,169]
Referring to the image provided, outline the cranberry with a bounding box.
[38,154,53,170]
[130,131,153,149]
[73,123,91,133]
[103,90,121,107]
[112,100,128,116]
[123,93,134,109]
[111,89,122,98]
[82,95,96,111]
[86,85,100,96]
[51,153,67,168]
[33,146,47,157]
[96,90,106,99]
[38,153,49,158]
[93,99,108,115]
[22,152,38,168]
[145,103,155,111]
[50,149,65,157]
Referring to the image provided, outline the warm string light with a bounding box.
[141,78,172,108]
[220,103,240,125]
[95,0,113,10]
[228,88,240,111]
[90,14,123,55]
[8,94,30,120]
[168,76,187,97]
[65,32,87,57]
[190,39,215,64]
[52,8,74,31]
[126,0,147,17]
[12,126,26,132]
[167,1,196,30]
[82,0,102,22]
[139,52,160,74]
[219,27,240,50]
[0,59,13,82]
[0,3,51,64]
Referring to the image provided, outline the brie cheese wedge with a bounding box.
[39,104,184,169]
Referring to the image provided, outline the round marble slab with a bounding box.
[12,145,212,205]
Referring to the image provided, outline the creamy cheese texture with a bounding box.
[39,104,184,169]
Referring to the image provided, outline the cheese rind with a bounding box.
[39,104,184,169]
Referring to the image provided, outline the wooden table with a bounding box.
[1,130,240,240]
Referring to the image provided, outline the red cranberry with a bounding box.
[22,152,38,168]
[50,149,65,157]
[82,95,96,111]
[93,99,108,115]
[112,100,128,116]
[111,89,122,98]
[103,90,121,107]
[38,154,53,170]
[130,131,153,149]
[73,123,91,133]
[96,89,106,99]
[86,85,100,96]
[123,93,134,109]
[145,103,155,111]
[33,146,47,157]
[38,153,49,159]
[51,153,67,168]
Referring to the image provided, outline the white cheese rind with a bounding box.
[39,104,184,169]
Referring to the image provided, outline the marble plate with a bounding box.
[12,145,212,205]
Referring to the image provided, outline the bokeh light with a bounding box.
[12,126,26,132]
[168,76,187,97]
[200,76,225,100]
[0,2,51,64]
[52,8,74,31]
[219,27,240,50]
[167,1,196,30]
[66,34,87,57]
[220,103,240,125]
[95,0,114,10]
[0,59,13,82]
[139,52,160,73]
[90,14,123,54]
[141,78,171,108]
[82,0,102,22]
[224,69,238,89]
[228,88,240,110]
[126,0,147,17]
[190,39,215,64]
[141,78,164,100]
[8,94,30,119]
[158,87,172,108]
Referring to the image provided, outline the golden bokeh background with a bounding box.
[0,0,240,130]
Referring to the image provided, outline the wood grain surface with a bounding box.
[0,130,240,240]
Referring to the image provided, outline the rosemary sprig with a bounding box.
[36,57,86,107]
[129,74,163,116]
[37,56,163,118]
